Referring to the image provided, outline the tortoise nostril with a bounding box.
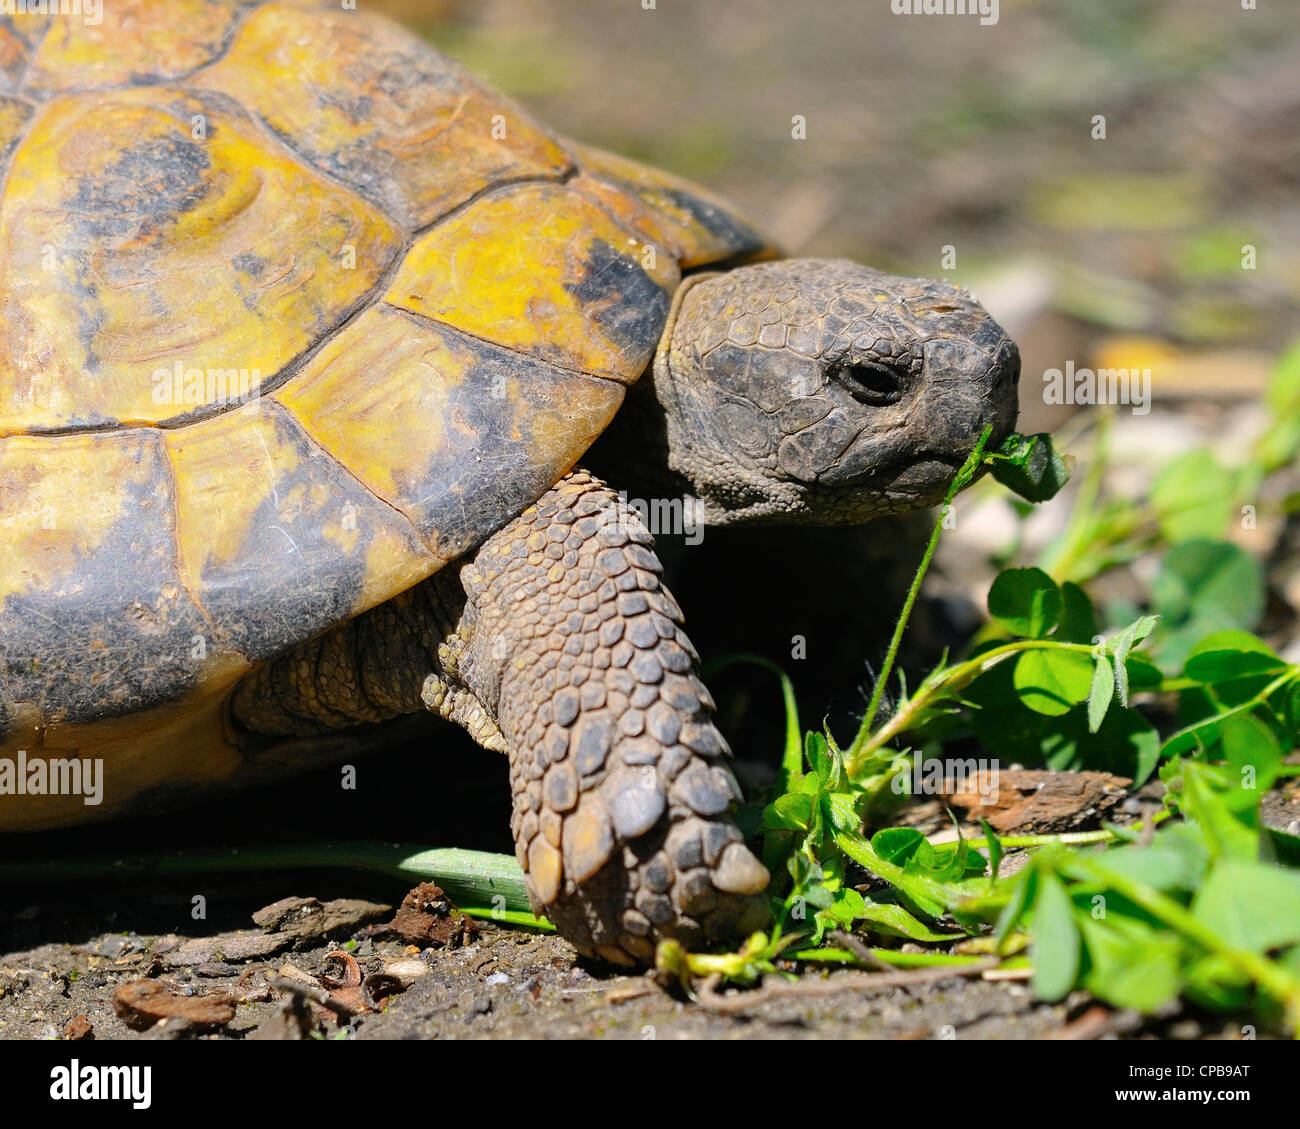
[838,362,905,406]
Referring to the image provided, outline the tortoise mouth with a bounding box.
[858,453,965,497]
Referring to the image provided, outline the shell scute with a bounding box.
[0,86,400,433]
[193,3,572,230]
[0,429,236,729]
[21,0,244,93]
[275,305,624,560]
[568,141,771,269]
[163,399,439,662]
[387,182,679,384]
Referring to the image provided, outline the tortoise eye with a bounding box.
[836,362,905,406]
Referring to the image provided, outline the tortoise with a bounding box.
[0,3,1020,964]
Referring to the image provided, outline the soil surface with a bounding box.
[0,882,1255,1042]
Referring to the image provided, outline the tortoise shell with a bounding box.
[0,2,769,828]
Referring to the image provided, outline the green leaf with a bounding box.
[1192,860,1300,952]
[1031,870,1081,1002]
[1055,582,1099,644]
[967,660,1161,782]
[989,568,1062,638]
[1219,714,1283,789]
[1150,541,1265,673]
[764,791,814,832]
[1088,654,1115,732]
[1150,450,1238,542]
[1044,706,1163,784]
[1014,647,1095,716]
[1083,834,1208,893]
[989,432,1071,502]
[1078,914,1184,1013]
[852,901,963,942]
[1178,761,1259,861]
[981,817,1003,883]
[995,868,1034,952]
[1125,653,1165,690]
[1183,631,1289,684]
[1256,340,1300,471]
[806,731,833,785]
[822,791,862,836]
[1110,616,1159,661]
[812,886,867,939]
[870,827,928,867]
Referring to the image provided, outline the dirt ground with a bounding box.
[0,876,1257,1042]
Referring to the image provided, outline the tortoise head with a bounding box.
[652,258,1020,525]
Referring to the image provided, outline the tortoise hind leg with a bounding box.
[433,469,770,964]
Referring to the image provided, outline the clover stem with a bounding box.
[847,426,994,765]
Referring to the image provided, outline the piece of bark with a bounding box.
[943,769,1131,833]
[164,930,289,968]
[62,1015,93,1041]
[113,979,237,1032]
[252,896,391,946]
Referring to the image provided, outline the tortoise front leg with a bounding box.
[230,468,771,963]
[427,469,770,963]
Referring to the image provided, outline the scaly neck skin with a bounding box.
[584,369,788,531]
[587,350,885,530]
[586,277,805,530]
